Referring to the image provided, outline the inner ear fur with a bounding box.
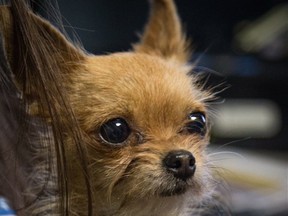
[134,0,191,64]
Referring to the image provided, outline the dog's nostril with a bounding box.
[167,157,182,169]
[189,156,196,167]
[163,150,196,181]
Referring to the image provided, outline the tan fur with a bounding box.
[0,0,215,215]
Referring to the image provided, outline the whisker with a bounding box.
[192,66,224,77]
[207,151,246,160]
[213,137,252,150]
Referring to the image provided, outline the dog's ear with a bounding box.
[134,0,191,64]
[0,1,85,81]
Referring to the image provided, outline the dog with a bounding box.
[0,0,217,215]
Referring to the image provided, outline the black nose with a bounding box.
[163,150,196,181]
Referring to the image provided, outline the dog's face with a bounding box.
[67,52,211,203]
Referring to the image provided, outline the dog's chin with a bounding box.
[159,181,189,197]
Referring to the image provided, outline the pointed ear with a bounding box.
[133,0,191,64]
[28,11,85,63]
[0,2,85,76]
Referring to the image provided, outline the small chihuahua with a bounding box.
[0,0,216,215]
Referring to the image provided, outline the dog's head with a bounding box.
[1,0,214,214]
[66,0,213,206]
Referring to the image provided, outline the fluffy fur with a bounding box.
[0,0,217,215]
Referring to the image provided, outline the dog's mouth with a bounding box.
[159,180,189,197]
[157,171,203,197]
[112,156,201,198]
[159,187,187,197]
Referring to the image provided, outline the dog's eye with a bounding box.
[99,118,131,144]
[184,112,206,136]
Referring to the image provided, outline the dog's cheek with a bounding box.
[114,158,165,198]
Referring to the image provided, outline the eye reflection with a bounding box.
[185,112,207,137]
[99,118,131,144]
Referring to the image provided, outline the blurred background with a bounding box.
[34,0,287,215]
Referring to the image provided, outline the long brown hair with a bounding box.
[0,0,93,214]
